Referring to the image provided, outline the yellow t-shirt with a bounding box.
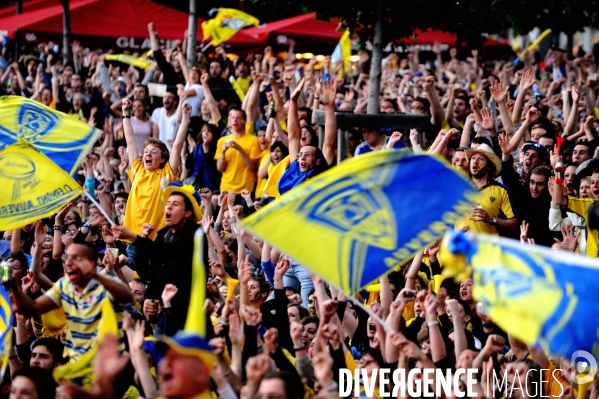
[235,76,252,95]
[214,133,261,194]
[264,155,290,199]
[567,196,598,258]
[255,150,270,198]
[124,158,176,240]
[455,182,515,235]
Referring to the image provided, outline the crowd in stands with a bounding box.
[1,20,599,399]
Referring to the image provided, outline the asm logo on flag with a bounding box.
[220,16,252,30]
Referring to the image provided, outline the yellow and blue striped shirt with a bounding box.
[45,276,126,362]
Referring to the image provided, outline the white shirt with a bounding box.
[183,82,204,117]
[151,107,180,150]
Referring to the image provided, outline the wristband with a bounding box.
[122,115,131,119]
[53,224,64,232]
[120,175,128,180]
[230,216,238,223]
[293,345,306,351]
[427,321,439,327]
[82,223,91,229]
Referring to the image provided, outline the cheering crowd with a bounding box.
[1,20,599,399]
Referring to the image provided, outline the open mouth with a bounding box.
[165,212,172,222]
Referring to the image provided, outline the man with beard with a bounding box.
[520,166,562,247]
[455,144,518,235]
[499,140,548,212]
[151,88,180,151]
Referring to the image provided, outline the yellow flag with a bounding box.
[242,151,476,295]
[331,30,351,74]
[105,54,153,70]
[202,8,259,46]
[0,95,101,174]
[53,298,118,388]
[0,140,82,230]
[442,231,599,359]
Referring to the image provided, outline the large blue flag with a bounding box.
[0,96,101,175]
[242,150,477,295]
[442,231,599,358]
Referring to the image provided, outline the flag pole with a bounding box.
[84,191,116,227]
[351,297,395,333]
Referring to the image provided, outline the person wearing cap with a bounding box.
[499,140,548,212]
[455,144,518,235]
[156,331,216,399]
[112,183,203,334]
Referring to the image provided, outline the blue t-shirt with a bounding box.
[278,159,326,195]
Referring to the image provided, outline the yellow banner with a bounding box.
[105,54,153,70]
[202,8,259,46]
[0,140,82,230]
[53,298,117,388]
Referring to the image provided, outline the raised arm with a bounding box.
[169,102,191,173]
[319,80,337,166]
[423,76,444,126]
[178,52,190,84]
[200,73,221,123]
[121,99,139,165]
[288,79,305,163]
[511,69,536,124]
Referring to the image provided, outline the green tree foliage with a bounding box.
[252,0,598,47]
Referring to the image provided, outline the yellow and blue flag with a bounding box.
[104,54,153,70]
[0,284,13,380]
[441,231,599,358]
[0,96,102,175]
[331,30,352,74]
[0,140,82,230]
[241,151,476,295]
[53,297,118,388]
[201,8,259,46]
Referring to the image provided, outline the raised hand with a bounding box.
[519,69,536,91]
[525,106,540,125]
[554,225,578,252]
[161,284,178,307]
[520,220,529,243]
[290,78,305,102]
[93,335,130,382]
[480,108,495,131]
[229,312,244,345]
[387,131,403,148]
[55,203,73,224]
[274,257,290,281]
[122,98,132,113]
[240,305,262,326]
[245,353,271,384]
[489,80,507,103]
[320,79,336,107]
